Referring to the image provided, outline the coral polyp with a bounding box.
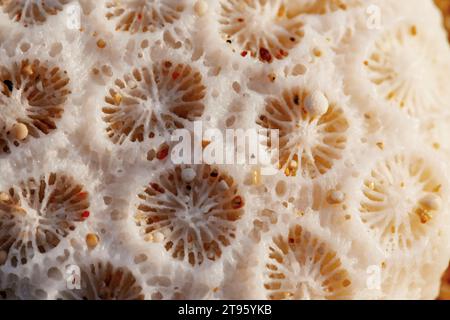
[134,165,244,266]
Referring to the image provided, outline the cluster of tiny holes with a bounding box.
[147,275,186,300]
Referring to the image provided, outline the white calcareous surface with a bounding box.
[0,0,450,300]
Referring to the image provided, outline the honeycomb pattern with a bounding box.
[102,61,205,145]
[0,59,70,154]
[0,173,90,267]
[264,224,353,300]
[134,165,244,266]
[257,88,349,179]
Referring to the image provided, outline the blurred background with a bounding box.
[434,0,450,300]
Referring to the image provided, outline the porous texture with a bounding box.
[1,0,450,300]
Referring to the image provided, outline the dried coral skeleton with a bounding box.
[364,23,447,117]
[359,153,444,253]
[56,260,145,300]
[0,59,70,154]
[263,224,354,300]
[134,164,244,266]
[218,0,304,63]
[257,87,349,179]
[102,61,205,145]
[0,0,450,300]
[0,173,90,268]
[0,0,71,25]
[105,0,184,33]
